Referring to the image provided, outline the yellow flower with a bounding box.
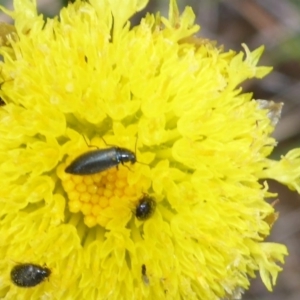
[0,0,296,299]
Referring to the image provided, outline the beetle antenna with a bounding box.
[136,160,148,166]
[82,134,99,149]
[100,136,117,147]
[134,134,149,166]
[134,134,138,156]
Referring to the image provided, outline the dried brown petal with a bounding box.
[257,99,283,127]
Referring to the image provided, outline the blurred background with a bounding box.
[1,1,300,299]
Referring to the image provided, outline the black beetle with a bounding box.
[135,195,156,220]
[141,264,149,285]
[10,263,51,288]
[65,147,136,175]
[0,82,6,106]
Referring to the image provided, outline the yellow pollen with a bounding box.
[59,164,144,228]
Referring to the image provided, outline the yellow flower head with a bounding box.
[1,0,299,299]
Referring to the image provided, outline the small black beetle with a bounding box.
[0,82,6,106]
[135,195,156,220]
[141,264,149,285]
[65,147,136,175]
[10,263,51,288]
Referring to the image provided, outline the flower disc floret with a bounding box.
[59,163,148,228]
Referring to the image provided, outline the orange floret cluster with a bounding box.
[59,163,145,228]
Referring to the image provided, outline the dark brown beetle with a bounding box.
[11,263,51,288]
[135,195,156,220]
